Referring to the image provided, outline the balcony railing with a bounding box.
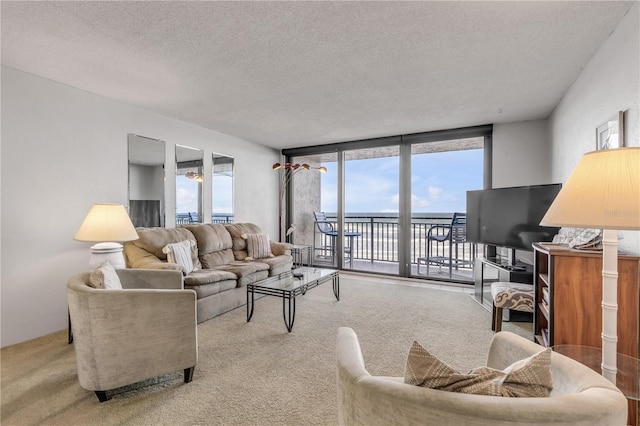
[176,213,234,224]
[315,213,477,267]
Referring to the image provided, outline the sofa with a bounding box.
[336,327,628,426]
[124,223,292,323]
[67,268,197,401]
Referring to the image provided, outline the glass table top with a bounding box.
[251,267,336,292]
[553,345,639,401]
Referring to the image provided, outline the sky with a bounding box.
[321,149,484,214]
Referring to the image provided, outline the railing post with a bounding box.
[370,217,374,262]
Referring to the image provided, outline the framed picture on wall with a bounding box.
[596,111,624,150]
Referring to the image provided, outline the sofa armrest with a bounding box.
[116,269,184,290]
[124,243,182,271]
[271,241,292,256]
[337,328,628,426]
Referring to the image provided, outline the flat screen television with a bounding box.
[466,184,562,252]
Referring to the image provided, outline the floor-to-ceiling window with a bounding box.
[343,146,400,272]
[409,138,484,281]
[284,125,491,283]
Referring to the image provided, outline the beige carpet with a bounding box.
[1,276,531,425]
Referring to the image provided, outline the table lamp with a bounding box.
[74,203,139,269]
[540,147,640,383]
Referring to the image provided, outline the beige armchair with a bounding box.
[336,327,628,426]
[67,269,198,402]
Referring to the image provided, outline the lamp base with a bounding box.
[88,242,125,269]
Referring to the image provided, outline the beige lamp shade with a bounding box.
[540,147,640,230]
[74,203,139,242]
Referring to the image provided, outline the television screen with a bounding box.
[466,184,562,251]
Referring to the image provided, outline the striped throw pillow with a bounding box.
[89,261,122,290]
[162,239,196,274]
[243,233,273,260]
[404,340,552,397]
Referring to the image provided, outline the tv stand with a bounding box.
[486,245,521,266]
[474,257,533,322]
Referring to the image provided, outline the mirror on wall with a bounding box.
[212,153,234,223]
[128,134,166,227]
[176,145,204,224]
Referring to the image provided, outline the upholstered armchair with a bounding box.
[336,327,628,426]
[67,269,198,402]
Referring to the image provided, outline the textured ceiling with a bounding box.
[1,1,634,150]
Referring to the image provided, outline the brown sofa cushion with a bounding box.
[184,224,232,254]
[258,254,293,276]
[199,250,235,269]
[183,224,235,268]
[184,269,237,286]
[214,261,269,287]
[185,278,237,299]
[126,227,201,270]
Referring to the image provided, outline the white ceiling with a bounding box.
[1,1,634,150]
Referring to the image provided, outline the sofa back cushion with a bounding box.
[127,227,201,270]
[184,224,235,268]
[224,223,265,260]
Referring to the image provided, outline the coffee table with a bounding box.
[246,267,339,332]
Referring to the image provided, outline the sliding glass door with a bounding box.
[409,138,484,281]
[343,146,400,272]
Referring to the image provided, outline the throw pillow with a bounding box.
[162,239,197,274]
[242,233,274,260]
[404,340,552,397]
[89,261,123,290]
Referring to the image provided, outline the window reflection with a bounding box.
[212,153,234,223]
[128,134,165,227]
[176,145,204,224]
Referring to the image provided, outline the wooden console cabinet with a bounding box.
[533,243,639,425]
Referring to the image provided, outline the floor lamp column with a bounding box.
[601,228,619,383]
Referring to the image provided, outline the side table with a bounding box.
[290,244,312,268]
[553,345,639,425]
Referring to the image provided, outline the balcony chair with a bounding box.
[314,212,361,267]
[417,212,474,278]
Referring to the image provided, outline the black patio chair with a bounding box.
[314,212,361,267]
[417,212,474,278]
[188,212,200,223]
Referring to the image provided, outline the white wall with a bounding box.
[549,3,639,255]
[492,119,551,188]
[490,119,552,264]
[1,66,280,347]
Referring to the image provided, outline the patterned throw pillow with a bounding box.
[242,233,274,260]
[162,239,196,274]
[404,340,552,397]
[89,261,123,290]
